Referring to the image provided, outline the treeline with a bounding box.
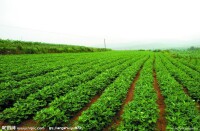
[188,46,200,50]
[0,39,111,54]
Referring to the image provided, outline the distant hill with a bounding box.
[0,39,111,54]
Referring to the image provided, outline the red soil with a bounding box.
[69,93,101,125]
[183,86,200,111]
[0,121,8,127]
[183,87,190,96]
[153,71,166,131]
[0,119,47,131]
[18,119,38,127]
[104,68,142,131]
[17,119,48,131]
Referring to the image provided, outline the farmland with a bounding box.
[0,50,200,131]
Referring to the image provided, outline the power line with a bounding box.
[104,38,106,49]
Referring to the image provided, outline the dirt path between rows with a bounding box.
[153,70,166,131]
[182,86,200,111]
[183,87,190,96]
[164,55,200,111]
[103,67,142,131]
[0,119,46,131]
[68,93,101,126]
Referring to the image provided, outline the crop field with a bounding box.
[0,51,199,131]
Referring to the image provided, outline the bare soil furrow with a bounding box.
[103,67,142,131]
[153,70,166,131]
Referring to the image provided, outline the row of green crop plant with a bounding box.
[174,57,200,73]
[0,61,64,83]
[0,56,126,111]
[170,50,200,72]
[0,54,69,81]
[0,52,110,75]
[0,53,98,83]
[0,51,146,78]
[1,53,121,90]
[33,56,145,127]
[77,55,149,130]
[164,54,200,82]
[170,49,200,59]
[118,56,158,130]
[0,55,135,124]
[159,54,200,102]
[155,54,200,130]
[0,51,138,82]
[0,53,61,75]
[0,57,101,91]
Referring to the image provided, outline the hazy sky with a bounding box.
[0,0,200,49]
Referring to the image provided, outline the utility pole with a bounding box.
[104,38,106,49]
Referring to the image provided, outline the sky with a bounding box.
[0,0,200,49]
